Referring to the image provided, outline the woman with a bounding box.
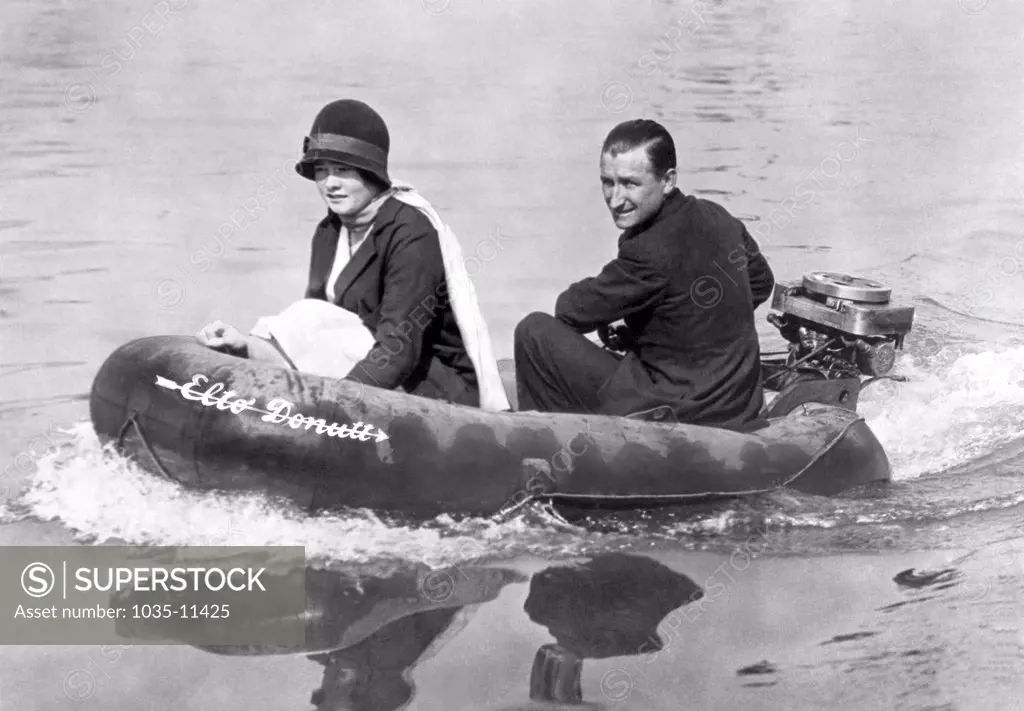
[196,99,509,411]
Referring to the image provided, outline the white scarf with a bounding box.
[388,181,510,412]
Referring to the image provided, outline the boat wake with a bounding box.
[5,421,611,566]
[7,338,1024,562]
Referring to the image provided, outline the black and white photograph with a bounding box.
[2,0,1023,708]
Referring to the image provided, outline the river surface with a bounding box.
[2,0,1024,708]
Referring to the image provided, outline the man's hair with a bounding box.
[601,119,676,178]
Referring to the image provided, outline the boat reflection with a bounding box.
[524,553,704,705]
[112,562,526,710]
[302,604,471,711]
[111,553,702,708]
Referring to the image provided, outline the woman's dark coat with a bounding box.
[304,197,478,404]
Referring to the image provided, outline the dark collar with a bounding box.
[619,188,689,244]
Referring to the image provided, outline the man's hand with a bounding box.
[598,322,635,352]
[196,320,247,352]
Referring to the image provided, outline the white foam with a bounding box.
[15,423,590,563]
[861,342,1024,479]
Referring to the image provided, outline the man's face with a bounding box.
[600,146,676,230]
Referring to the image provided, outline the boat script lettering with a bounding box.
[155,374,389,442]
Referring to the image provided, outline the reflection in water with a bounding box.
[113,555,701,708]
[296,564,524,711]
[115,563,526,711]
[523,553,703,704]
[306,607,461,711]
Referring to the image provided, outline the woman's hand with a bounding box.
[196,320,247,352]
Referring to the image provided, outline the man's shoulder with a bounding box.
[620,193,700,251]
[677,195,749,242]
[624,193,746,261]
[690,195,741,224]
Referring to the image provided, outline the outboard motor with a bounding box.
[761,272,915,416]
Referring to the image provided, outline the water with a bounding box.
[3,0,1024,708]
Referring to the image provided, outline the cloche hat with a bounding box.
[296,99,391,187]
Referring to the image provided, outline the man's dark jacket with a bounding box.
[555,188,774,428]
[304,197,477,400]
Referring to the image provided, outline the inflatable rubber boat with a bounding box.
[89,272,915,517]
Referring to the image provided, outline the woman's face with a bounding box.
[314,160,382,219]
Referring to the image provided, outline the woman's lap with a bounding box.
[246,298,479,407]
[407,359,480,408]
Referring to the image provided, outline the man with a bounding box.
[513,119,775,429]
